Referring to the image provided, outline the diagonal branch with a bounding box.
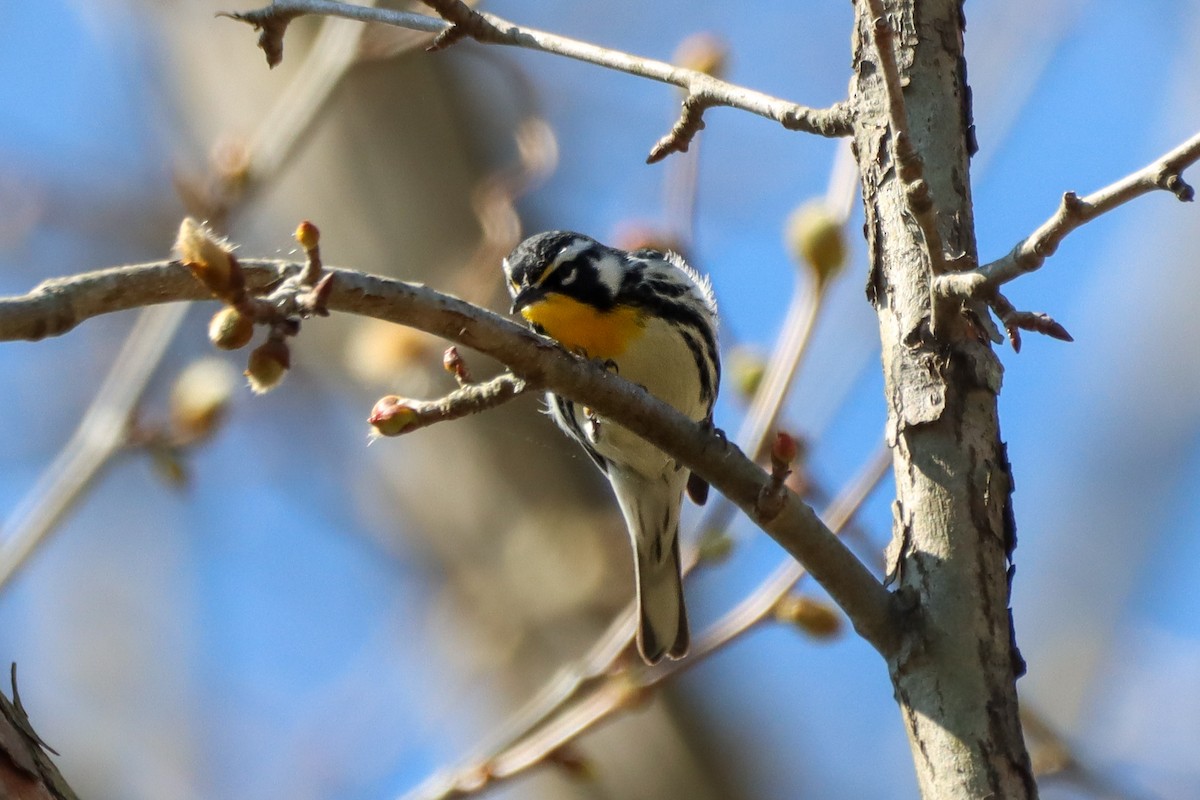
[222,0,855,161]
[939,128,1200,293]
[0,258,900,657]
[932,128,1200,350]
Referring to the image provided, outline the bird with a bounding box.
[503,231,720,664]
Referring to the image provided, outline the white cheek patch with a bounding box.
[593,252,624,297]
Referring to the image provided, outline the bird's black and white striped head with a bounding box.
[503,231,629,315]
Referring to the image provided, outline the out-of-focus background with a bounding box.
[1,1,1198,798]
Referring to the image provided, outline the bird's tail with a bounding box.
[611,471,689,664]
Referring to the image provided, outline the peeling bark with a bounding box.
[851,0,1037,796]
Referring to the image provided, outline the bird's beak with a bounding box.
[510,286,542,316]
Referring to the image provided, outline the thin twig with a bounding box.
[368,373,528,437]
[692,279,827,549]
[689,138,859,534]
[186,3,383,223]
[223,0,855,162]
[0,257,899,657]
[939,128,1200,292]
[933,128,1200,349]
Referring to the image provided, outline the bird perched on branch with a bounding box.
[503,231,720,663]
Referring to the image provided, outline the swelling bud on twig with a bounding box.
[758,431,800,520]
[774,595,843,639]
[443,346,473,385]
[175,217,243,299]
[294,219,320,251]
[368,395,419,437]
[208,307,254,350]
[170,357,238,442]
[245,338,290,394]
[758,434,796,522]
[785,201,847,284]
[771,431,799,472]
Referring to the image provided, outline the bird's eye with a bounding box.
[559,265,578,286]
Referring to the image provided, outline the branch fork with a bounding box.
[934,128,1200,350]
[419,0,502,51]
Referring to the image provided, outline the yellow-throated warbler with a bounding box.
[504,231,720,663]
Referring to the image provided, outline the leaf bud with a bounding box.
[727,346,766,401]
[771,431,799,470]
[785,201,847,285]
[174,217,243,298]
[774,595,843,639]
[294,219,320,251]
[170,357,238,442]
[207,306,254,351]
[245,337,290,394]
[368,395,420,437]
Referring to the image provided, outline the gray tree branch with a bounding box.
[0,258,900,656]
[222,0,855,161]
[936,128,1200,297]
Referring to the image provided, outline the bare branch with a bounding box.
[418,0,499,51]
[0,258,899,656]
[930,129,1200,349]
[222,0,855,161]
[647,92,711,164]
[368,373,528,438]
[967,129,1200,288]
[216,6,303,67]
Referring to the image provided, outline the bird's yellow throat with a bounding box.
[520,295,644,360]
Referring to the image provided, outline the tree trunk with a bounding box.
[850,0,1038,796]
